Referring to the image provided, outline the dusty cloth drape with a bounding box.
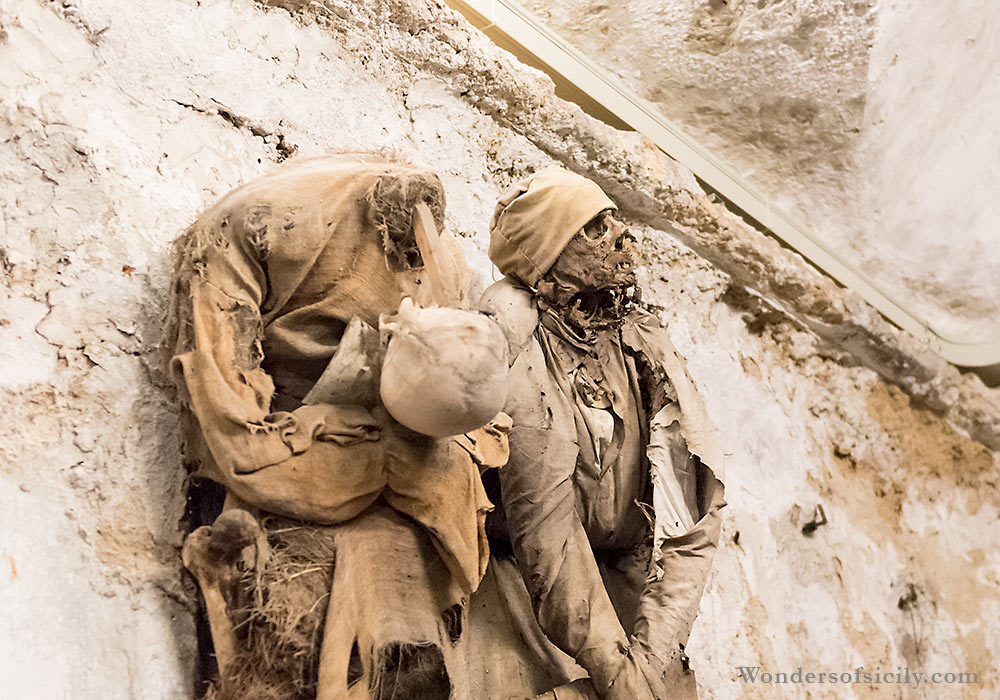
[477,279,726,700]
[166,154,496,595]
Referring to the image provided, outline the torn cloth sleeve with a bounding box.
[171,267,387,523]
[622,313,727,698]
[630,487,722,699]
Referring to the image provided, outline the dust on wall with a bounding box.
[0,0,997,698]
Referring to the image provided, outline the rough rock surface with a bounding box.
[522,0,1000,345]
[0,0,997,698]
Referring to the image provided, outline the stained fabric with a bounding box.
[488,167,617,286]
[476,275,726,700]
[216,504,473,700]
[166,154,499,598]
[462,551,590,697]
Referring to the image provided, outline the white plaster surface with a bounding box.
[523,0,1000,343]
[0,0,998,699]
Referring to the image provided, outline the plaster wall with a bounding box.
[1,1,998,698]
[522,0,1000,342]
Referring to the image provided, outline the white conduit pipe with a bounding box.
[446,0,1000,368]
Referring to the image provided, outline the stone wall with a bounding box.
[1,0,997,698]
[522,0,1000,346]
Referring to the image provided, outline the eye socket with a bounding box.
[582,217,607,240]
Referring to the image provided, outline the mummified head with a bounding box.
[536,209,640,332]
[365,170,446,270]
[488,167,641,331]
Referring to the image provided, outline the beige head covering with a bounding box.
[488,166,616,286]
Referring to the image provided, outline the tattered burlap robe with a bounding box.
[166,156,506,697]
[474,279,725,700]
[167,154,494,594]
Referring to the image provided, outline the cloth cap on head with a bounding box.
[488,166,616,286]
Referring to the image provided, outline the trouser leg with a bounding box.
[317,503,465,700]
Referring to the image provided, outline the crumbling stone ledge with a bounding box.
[259,0,1000,451]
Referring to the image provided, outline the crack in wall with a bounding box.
[171,98,298,161]
[38,0,110,44]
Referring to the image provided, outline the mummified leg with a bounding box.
[317,503,465,700]
[182,509,267,684]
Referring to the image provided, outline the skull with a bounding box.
[536,210,640,333]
